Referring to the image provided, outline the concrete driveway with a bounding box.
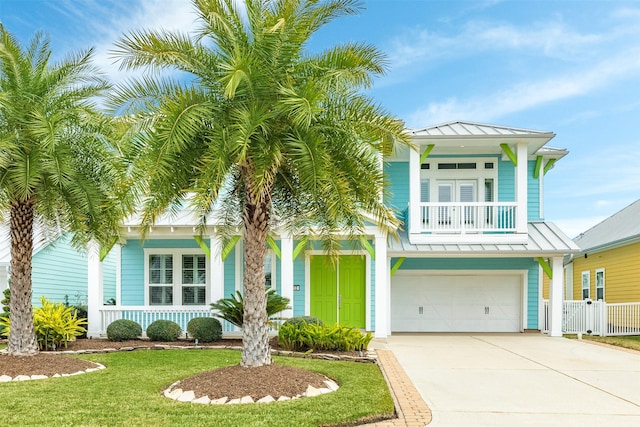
[380,334,640,426]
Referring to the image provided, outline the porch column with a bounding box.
[210,236,224,305]
[280,234,294,319]
[374,232,389,338]
[516,142,528,233]
[87,240,103,338]
[409,146,421,236]
[548,256,564,337]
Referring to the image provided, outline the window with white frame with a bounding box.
[581,271,590,300]
[595,268,605,301]
[146,249,209,306]
[149,254,173,305]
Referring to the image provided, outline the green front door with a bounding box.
[310,255,365,328]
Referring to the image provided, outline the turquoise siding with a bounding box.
[31,234,88,306]
[120,238,201,306]
[120,240,144,305]
[527,160,541,220]
[223,247,236,299]
[102,247,117,304]
[394,257,540,328]
[497,159,515,202]
[384,161,409,215]
[293,247,305,316]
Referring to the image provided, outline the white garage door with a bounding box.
[391,274,522,332]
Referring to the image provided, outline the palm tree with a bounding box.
[0,25,129,356]
[112,0,408,367]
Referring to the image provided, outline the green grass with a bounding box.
[569,334,640,352]
[0,349,394,426]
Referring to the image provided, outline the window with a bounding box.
[264,252,273,289]
[145,249,209,306]
[149,255,173,305]
[182,255,206,305]
[581,271,590,299]
[595,269,605,300]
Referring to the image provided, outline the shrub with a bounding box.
[187,317,222,343]
[211,288,290,328]
[0,297,87,350]
[146,319,181,341]
[282,316,323,327]
[106,319,142,342]
[278,322,372,352]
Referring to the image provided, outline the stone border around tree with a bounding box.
[162,377,340,405]
[0,362,106,382]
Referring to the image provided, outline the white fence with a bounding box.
[99,306,239,336]
[542,300,640,336]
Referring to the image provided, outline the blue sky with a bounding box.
[1,0,639,238]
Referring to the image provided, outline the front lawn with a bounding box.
[572,335,640,352]
[0,349,394,426]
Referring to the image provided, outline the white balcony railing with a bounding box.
[418,202,517,233]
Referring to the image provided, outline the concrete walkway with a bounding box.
[374,334,640,426]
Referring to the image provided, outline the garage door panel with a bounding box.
[391,274,521,333]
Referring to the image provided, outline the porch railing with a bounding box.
[98,306,239,336]
[542,300,640,336]
[418,202,517,233]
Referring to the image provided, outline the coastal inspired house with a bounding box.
[81,121,578,338]
[566,199,640,303]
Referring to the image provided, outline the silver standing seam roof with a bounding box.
[408,121,555,138]
[388,222,579,257]
[573,199,640,252]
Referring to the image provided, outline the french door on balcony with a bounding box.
[437,180,476,227]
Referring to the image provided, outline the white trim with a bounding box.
[304,250,372,330]
[143,248,210,307]
[210,236,224,304]
[390,269,528,332]
[409,147,421,235]
[539,158,544,219]
[87,240,103,338]
[374,233,389,337]
[565,262,573,300]
[280,235,294,319]
[516,142,528,233]
[549,257,564,336]
[595,268,605,301]
[581,270,591,300]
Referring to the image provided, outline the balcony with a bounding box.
[417,202,517,234]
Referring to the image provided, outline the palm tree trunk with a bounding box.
[7,199,38,356]
[240,178,272,368]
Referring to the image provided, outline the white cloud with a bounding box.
[406,47,640,126]
[553,216,607,239]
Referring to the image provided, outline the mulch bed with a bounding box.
[0,352,98,377]
[0,338,347,401]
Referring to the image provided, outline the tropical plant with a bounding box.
[0,297,87,350]
[106,319,142,342]
[0,25,131,356]
[278,322,372,352]
[111,0,408,367]
[0,288,8,335]
[282,316,323,328]
[187,317,223,343]
[211,289,291,329]
[146,319,182,341]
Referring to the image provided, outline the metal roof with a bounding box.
[408,121,555,138]
[388,222,579,256]
[573,199,640,252]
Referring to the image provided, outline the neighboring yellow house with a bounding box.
[564,200,640,303]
